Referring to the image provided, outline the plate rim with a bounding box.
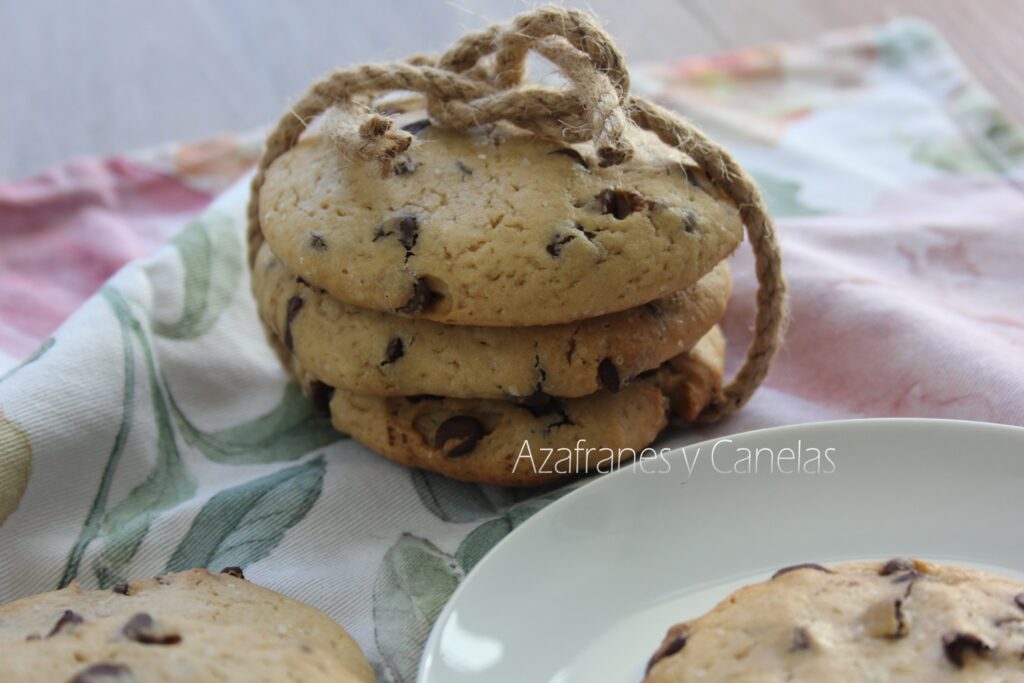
[418,417,1024,681]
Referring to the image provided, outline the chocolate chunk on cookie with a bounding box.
[435,416,486,457]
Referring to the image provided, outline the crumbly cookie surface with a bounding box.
[645,559,1024,682]
[292,328,725,486]
[253,242,731,399]
[257,109,743,326]
[0,568,374,683]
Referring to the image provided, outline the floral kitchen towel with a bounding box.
[1,20,1023,682]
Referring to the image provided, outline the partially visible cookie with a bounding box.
[0,568,374,683]
[253,241,731,398]
[257,108,743,326]
[645,559,1024,682]
[295,328,726,486]
[1,613,361,683]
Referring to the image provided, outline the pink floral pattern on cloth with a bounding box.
[1,21,1023,681]
[0,135,262,367]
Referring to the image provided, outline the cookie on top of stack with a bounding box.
[246,8,786,486]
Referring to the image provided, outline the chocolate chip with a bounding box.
[47,610,83,637]
[309,380,335,418]
[790,626,812,651]
[942,631,991,668]
[548,147,589,169]
[220,566,245,580]
[455,160,473,177]
[1016,593,1024,611]
[772,563,833,579]
[519,388,552,408]
[546,233,576,257]
[398,216,418,252]
[598,358,620,393]
[70,663,134,683]
[381,337,405,366]
[682,209,698,234]
[879,558,915,576]
[576,223,597,240]
[25,633,40,641]
[122,612,181,645]
[284,295,304,351]
[308,232,328,251]
[435,416,485,458]
[112,583,130,595]
[405,394,443,403]
[396,277,439,314]
[401,119,431,135]
[596,189,646,220]
[645,627,687,674]
[517,389,565,418]
[644,301,663,316]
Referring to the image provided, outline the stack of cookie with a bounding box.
[250,107,744,485]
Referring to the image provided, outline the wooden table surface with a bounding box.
[2,0,1020,178]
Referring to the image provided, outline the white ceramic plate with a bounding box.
[419,419,1024,682]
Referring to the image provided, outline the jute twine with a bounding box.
[247,5,787,422]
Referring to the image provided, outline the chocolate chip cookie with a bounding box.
[292,328,726,486]
[253,242,731,399]
[645,559,1024,682]
[257,108,743,326]
[0,568,373,683]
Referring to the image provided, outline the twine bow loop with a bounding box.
[327,8,636,173]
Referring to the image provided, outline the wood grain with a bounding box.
[0,0,1019,178]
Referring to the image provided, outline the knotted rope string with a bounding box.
[247,5,787,422]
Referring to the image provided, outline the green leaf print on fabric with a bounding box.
[410,470,499,523]
[452,485,575,574]
[0,337,54,383]
[453,517,511,574]
[165,456,326,572]
[373,483,580,678]
[750,172,824,218]
[168,381,344,465]
[374,534,463,683]
[93,290,196,588]
[59,290,138,587]
[60,287,196,589]
[152,212,243,340]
